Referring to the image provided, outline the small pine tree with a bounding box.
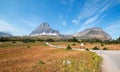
[66,45,72,50]
[101,43,104,46]
[103,47,108,50]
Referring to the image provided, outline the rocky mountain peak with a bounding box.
[38,22,51,29]
[30,23,60,36]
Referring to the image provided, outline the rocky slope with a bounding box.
[72,27,111,40]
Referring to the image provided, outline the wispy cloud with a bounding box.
[62,20,67,26]
[72,0,120,25]
[104,21,120,39]
[83,14,99,25]
[61,0,75,13]
[68,0,75,12]
[0,20,27,36]
[59,14,67,26]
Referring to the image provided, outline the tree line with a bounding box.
[0,36,120,44]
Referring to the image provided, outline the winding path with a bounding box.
[45,42,85,51]
[45,42,120,72]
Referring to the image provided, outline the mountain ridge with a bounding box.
[0,32,12,37]
[29,23,112,40]
[72,27,111,40]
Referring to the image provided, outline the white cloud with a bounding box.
[0,20,27,36]
[72,19,79,24]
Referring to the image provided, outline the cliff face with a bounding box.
[72,27,111,40]
[30,23,60,36]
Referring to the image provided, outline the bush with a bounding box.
[86,48,89,51]
[68,37,79,42]
[12,41,16,43]
[72,43,76,46]
[66,45,72,50]
[45,39,54,42]
[101,43,104,46]
[92,46,99,50]
[103,47,108,50]
[38,60,45,66]
[27,46,30,48]
[37,39,44,42]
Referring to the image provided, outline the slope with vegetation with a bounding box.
[0,41,102,72]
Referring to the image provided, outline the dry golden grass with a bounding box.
[0,41,101,72]
[50,42,120,50]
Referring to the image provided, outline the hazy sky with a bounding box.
[0,0,120,39]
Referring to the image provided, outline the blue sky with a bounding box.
[0,0,120,39]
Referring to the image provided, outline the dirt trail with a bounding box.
[91,50,120,72]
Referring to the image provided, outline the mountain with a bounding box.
[72,27,111,40]
[0,32,12,37]
[30,23,60,36]
[30,23,111,40]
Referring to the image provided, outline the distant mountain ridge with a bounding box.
[0,32,12,37]
[72,27,111,40]
[30,23,112,40]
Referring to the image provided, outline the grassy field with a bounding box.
[0,41,102,72]
[50,42,120,50]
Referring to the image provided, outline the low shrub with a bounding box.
[12,41,16,43]
[92,46,99,50]
[86,48,89,51]
[45,39,54,42]
[37,60,45,66]
[27,46,30,48]
[103,47,108,50]
[72,43,76,46]
[101,43,104,46]
[66,45,72,50]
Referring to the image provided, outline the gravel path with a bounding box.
[92,50,120,72]
[45,42,85,51]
